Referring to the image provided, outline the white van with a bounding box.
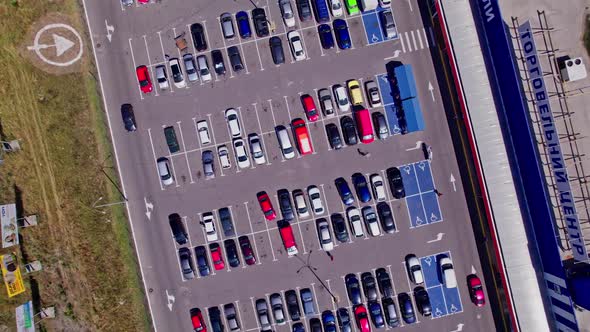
[157,157,174,186]
[275,126,295,159]
[439,257,457,288]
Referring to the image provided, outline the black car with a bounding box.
[309,318,322,332]
[121,104,136,132]
[318,24,335,49]
[277,189,295,221]
[352,173,371,203]
[164,126,180,153]
[330,213,349,242]
[195,245,211,277]
[368,301,385,328]
[269,36,285,65]
[340,116,358,145]
[345,273,362,305]
[227,46,244,72]
[190,23,207,51]
[211,49,226,75]
[382,297,400,327]
[296,0,313,21]
[376,202,396,233]
[361,272,378,301]
[398,293,416,324]
[208,306,224,332]
[168,213,187,245]
[375,268,394,298]
[326,123,343,150]
[337,308,352,332]
[386,167,405,199]
[224,239,240,268]
[218,207,235,237]
[252,8,269,37]
[285,290,301,321]
[372,111,388,140]
[414,287,432,316]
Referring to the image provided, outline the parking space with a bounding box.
[400,161,443,228]
[419,252,463,318]
[361,8,399,45]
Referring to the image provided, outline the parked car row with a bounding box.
[257,186,325,221]
[334,167,405,208]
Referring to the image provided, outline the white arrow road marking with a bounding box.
[405,140,423,151]
[144,197,154,220]
[407,0,413,11]
[450,173,457,192]
[471,265,477,274]
[450,323,465,332]
[105,19,115,42]
[165,289,175,311]
[428,81,435,101]
[384,49,402,60]
[427,232,444,243]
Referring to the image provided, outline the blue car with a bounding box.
[352,173,371,203]
[335,177,354,205]
[322,310,337,332]
[236,11,252,38]
[368,301,385,328]
[318,24,334,49]
[194,246,210,277]
[292,322,305,332]
[345,273,362,305]
[333,19,351,49]
[399,293,416,324]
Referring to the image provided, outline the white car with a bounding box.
[280,0,296,28]
[169,58,186,88]
[183,53,199,82]
[196,120,211,145]
[362,206,381,237]
[333,85,351,112]
[287,31,306,61]
[307,186,325,215]
[380,0,391,8]
[197,55,212,82]
[365,80,382,107]
[329,0,344,17]
[439,257,457,288]
[248,134,266,165]
[370,174,386,202]
[155,65,169,90]
[218,145,231,169]
[225,108,242,138]
[317,219,334,251]
[405,254,424,284]
[346,207,364,237]
[293,189,310,218]
[157,157,174,186]
[202,212,218,241]
[233,138,251,169]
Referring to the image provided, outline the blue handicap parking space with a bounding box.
[384,105,402,135]
[406,195,427,227]
[419,253,463,318]
[361,8,399,45]
[377,74,394,105]
[402,161,443,227]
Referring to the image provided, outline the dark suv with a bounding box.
[190,23,207,51]
[168,213,187,245]
[252,8,269,37]
[278,189,295,221]
[218,207,235,236]
[386,167,405,199]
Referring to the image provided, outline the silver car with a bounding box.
[256,299,272,331]
[220,12,236,39]
[381,10,397,39]
[178,248,195,280]
[270,293,286,325]
[121,0,133,6]
[183,53,199,82]
[155,65,169,90]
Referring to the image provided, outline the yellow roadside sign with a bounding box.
[1,253,25,297]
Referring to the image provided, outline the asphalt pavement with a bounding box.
[81,0,496,331]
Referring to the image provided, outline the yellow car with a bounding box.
[347,80,364,106]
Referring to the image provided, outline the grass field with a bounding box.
[0,1,149,331]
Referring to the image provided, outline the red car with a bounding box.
[468,275,486,306]
[301,94,319,122]
[257,191,276,221]
[136,65,153,93]
[239,236,257,265]
[292,118,314,155]
[354,304,371,332]
[190,308,207,332]
[137,0,149,3]
[209,243,225,270]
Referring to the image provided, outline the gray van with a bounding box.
[300,288,316,316]
[220,13,235,39]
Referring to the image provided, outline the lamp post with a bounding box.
[295,250,338,303]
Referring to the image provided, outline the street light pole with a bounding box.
[295,250,338,303]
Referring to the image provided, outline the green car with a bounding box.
[345,0,360,15]
[164,126,180,153]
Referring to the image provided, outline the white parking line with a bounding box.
[172,27,190,89]
[246,12,266,71]
[310,283,322,314]
[142,35,159,96]
[156,31,174,93]
[147,128,164,190]
[176,121,195,183]
[251,105,272,166]
[249,297,262,330]
[243,202,263,265]
[127,38,144,100]
[312,89,332,151]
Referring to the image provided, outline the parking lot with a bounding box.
[84,0,496,331]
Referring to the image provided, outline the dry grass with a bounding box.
[0,1,149,331]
